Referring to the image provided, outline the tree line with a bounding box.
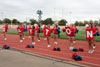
[75,20,100,26]
[0,18,100,26]
[0,18,67,26]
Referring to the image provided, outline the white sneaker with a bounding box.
[55,42,58,44]
[23,37,25,40]
[48,45,51,48]
[69,47,74,50]
[29,36,31,38]
[93,46,96,49]
[20,40,23,43]
[32,42,35,45]
[93,45,96,49]
[44,38,47,40]
[4,38,7,40]
[38,40,40,42]
[90,50,94,54]
[88,50,91,54]
[54,42,58,44]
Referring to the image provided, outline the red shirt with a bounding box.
[73,27,77,35]
[3,25,8,32]
[52,27,58,34]
[86,28,94,40]
[71,27,75,36]
[17,27,24,33]
[32,29,35,36]
[44,28,52,37]
[65,27,75,36]
[93,27,99,35]
[36,27,41,33]
[74,27,77,32]
[28,27,32,35]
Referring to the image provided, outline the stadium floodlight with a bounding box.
[36,10,43,25]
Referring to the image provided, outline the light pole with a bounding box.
[36,10,43,25]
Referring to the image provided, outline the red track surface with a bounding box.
[0,34,100,67]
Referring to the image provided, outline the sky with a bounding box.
[0,0,100,23]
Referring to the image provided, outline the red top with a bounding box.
[52,27,58,34]
[74,27,77,32]
[44,27,52,37]
[93,27,99,35]
[73,27,77,35]
[22,27,25,32]
[28,27,32,35]
[86,28,94,40]
[17,27,24,33]
[32,29,35,36]
[36,27,41,33]
[65,27,75,36]
[3,25,8,32]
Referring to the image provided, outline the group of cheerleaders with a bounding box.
[2,23,99,54]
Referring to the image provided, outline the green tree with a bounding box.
[94,20,98,25]
[30,19,38,25]
[84,20,89,26]
[42,18,54,25]
[12,19,20,24]
[79,21,84,26]
[75,21,79,26]
[3,18,11,24]
[89,20,93,24]
[23,21,28,24]
[58,19,67,26]
[98,22,100,26]
[0,20,3,24]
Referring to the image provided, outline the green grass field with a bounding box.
[0,31,100,42]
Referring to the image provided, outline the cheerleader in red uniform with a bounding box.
[63,24,75,50]
[53,24,58,44]
[28,25,32,38]
[44,25,52,48]
[86,24,94,54]
[36,25,41,42]
[69,24,75,50]
[17,24,24,43]
[3,24,8,40]
[92,24,99,49]
[31,25,36,45]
